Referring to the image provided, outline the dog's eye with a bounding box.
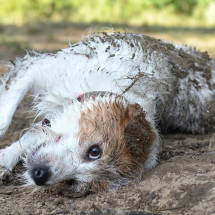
[42,118,51,127]
[88,145,102,160]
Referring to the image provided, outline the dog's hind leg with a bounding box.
[0,67,34,138]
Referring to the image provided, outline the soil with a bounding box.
[1,24,215,215]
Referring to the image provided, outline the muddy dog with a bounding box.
[0,32,215,194]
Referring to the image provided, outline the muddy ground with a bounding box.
[1,24,215,215]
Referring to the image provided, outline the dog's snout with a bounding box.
[31,167,51,186]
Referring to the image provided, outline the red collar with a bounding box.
[77,93,95,103]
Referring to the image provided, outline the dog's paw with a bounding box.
[0,148,15,184]
[0,168,13,184]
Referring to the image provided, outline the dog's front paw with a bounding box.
[0,168,13,184]
[0,148,16,184]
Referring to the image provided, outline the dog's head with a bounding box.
[23,92,156,193]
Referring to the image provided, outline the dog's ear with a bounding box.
[123,104,156,164]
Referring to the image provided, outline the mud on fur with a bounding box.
[0,32,215,195]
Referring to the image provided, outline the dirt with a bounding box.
[1,24,215,215]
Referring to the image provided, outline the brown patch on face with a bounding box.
[77,99,130,155]
[77,98,156,187]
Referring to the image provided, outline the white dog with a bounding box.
[0,32,215,194]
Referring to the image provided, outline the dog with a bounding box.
[0,32,215,194]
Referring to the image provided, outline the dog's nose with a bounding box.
[31,167,51,185]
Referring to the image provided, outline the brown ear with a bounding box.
[123,104,156,164]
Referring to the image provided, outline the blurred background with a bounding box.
[0,0,215,69]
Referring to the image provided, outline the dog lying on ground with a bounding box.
[0,32,215,194]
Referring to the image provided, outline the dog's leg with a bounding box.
[0,139,25,183]
[0,124,43,182]
[0,69,33,138]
